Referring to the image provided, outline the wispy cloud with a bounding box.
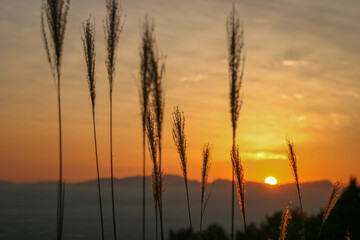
[282,60,307,67]
[243,152,287,161]
[180,74,206,82]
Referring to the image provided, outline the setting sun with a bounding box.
[265,177,277,185]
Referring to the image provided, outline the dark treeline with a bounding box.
[169,178,360,240]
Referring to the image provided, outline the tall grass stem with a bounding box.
[172,107,192,229]
[286,138,305,240]
[41,1,70,238]
[227,5,245,239]
[104,1,124,238]
[81,17,105,240]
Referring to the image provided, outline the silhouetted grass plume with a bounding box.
[286,138,305,239]
[146,17,166,240]
[172,106,192,229]
[318,181,343,239]
[147,21,166,170]
[146,109,165,240]
[200,144,212,236]
[227,5,245,240]
[104,0,124,239]
[231,145,246,232]
[137,16,154,240]
[279,201,292,240]
[81,16,105,240]
[41,0,70,239]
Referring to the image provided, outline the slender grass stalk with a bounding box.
[227,5,245,240]
[200,144,212,237]
[231,145,246,232]
[279,201,292,240]
[286,138,305,240]
[137,16,153,240]
[157,170,165,240]
[104,1,124,239]
[145,110,165,240]
[41,1,70,239]
[318,181,343,240]
[146,110,158,239]
[152,175,159,240]
[146,19,166,240]
[81,17,105,240]
[172,106,192,229]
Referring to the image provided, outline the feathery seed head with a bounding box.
[201,144,212,202]
[172,106,187,179]
[227,5,245,137]
[138,16,154,128]
[147,24,166,143]
[41,0,70,86]
[279,200,292,240]
[104,0,124,94]
[286,138,301,199]
[323,181,343,223]
[81,16,96,109]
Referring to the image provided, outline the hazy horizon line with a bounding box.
[0,174,332,185]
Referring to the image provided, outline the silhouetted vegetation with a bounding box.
[141,15,166,240]
[318,181,343,239]
[231,145,246,231]
[279,201,291,240]
[104,0,125,239]
[227,5,246,240]
[146,109,164,240]
[81,16,105,240]
[138,14,153,240]
[172,107,193,229]
[169,178,360,240]
[200,144,212,236]
[41,0,70,239]
[319,177,360,240]
[286,138,305,239]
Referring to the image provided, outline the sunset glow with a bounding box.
[0,0,359,184]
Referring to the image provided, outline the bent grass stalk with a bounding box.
[227,5,245,240]
[231,145,246,232]
[318,181,343,240]
[41,1,70,239]
[81,17,105,240]
[286,138,305,240]
[104,1,124,239]
[172,106,192,229]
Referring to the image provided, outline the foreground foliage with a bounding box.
[169,178,360,240]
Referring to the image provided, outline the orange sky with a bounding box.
[0,0,359,184]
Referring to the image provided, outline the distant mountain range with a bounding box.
[0,175,332,240]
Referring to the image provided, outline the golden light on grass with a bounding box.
[265,176,277,185]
